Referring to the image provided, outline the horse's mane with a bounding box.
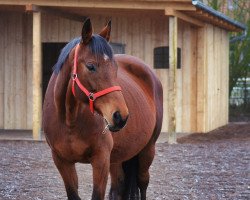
[53,34,114,74]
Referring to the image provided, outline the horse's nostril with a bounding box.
[113,111,122,124]
[112,111,128,131]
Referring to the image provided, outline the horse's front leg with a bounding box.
[91,137,113,200]
[52,151,80,200]
[91,152,110,200]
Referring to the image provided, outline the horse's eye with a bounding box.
[86,64,96,72]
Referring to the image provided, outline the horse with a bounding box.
[43,18,163,200]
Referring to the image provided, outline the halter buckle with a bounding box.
[88,93,95,101]
[71,73,77,80]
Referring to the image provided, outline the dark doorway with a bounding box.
[42,43,67,101]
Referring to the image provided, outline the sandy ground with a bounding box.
[0,122,249,200]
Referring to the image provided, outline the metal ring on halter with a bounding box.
[71,73,78,80]
[88,93,95,101]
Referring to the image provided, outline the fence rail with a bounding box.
[230,77,250,106]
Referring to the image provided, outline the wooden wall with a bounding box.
[203,24,229,132]
[196,24,229,133]
[0,12,33,129]
[0,12,229,133]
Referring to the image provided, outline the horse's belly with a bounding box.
[110,81,156,162]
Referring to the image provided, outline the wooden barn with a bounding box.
[0,0,245,140]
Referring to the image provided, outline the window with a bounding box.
[154,46,181,69]
[110,43,125,54]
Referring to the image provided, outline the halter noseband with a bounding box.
[71,44,122,113]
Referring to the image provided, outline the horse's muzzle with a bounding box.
[109,111,129,132]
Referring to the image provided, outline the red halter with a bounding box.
[71,44,122,113]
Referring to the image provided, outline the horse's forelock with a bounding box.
[89,34,114,61]
[53,35,113,74]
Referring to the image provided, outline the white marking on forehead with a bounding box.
[103,54,109,61]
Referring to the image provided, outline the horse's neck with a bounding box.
[54,53,79,126]
[53,49,105,132]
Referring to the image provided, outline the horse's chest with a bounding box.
[53,136,92,163]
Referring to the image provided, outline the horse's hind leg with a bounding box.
[137,143,156,200]
[52,152,81,200]
[109,163,125,200]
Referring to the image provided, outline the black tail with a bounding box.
[122,155,140,200]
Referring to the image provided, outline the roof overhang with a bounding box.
[0,0,245,32]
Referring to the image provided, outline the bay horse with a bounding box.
[43,18,163,200]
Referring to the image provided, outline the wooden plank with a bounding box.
[26,14,33,129]
[4,13,15,129]
[126,16,133,56]
[206,24,214,131]
[216,27,222,128]
[15,13,26,129]
[190,26,197,132]
[196,27,207,132]
[221,29,229,125]
[131,16,140,57]
[224,30,229,124]
[32,11,42,140]
[219,28,224,126]
[154,16,169,133]
[175,20,183,132]
[143,18,151,63]
[69,20,82,39]
[0,12,4,128]
[168,16,178,143]
[181,24,191,132]
[51,15,59,42]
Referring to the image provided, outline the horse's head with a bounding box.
[71,18,129,132]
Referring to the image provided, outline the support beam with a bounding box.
[32,11,42,140]
[168,16,178,144]
[165,8,204,27]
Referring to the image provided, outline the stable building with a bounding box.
[0,0,245,140]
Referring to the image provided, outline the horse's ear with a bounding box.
[99,20,111,42]
[81,18,93,44]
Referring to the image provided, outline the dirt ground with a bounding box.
[0,122,249,200]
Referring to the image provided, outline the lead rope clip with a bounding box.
[102,124,109,134]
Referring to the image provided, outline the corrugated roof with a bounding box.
[192,0,246,31]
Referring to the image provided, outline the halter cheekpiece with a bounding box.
[71,44,122,113]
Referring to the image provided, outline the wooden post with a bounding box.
[168,16,178,144]
[32,11,42,140]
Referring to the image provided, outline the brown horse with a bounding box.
[43,18,163,200]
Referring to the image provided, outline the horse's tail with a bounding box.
[122,155,140,200]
